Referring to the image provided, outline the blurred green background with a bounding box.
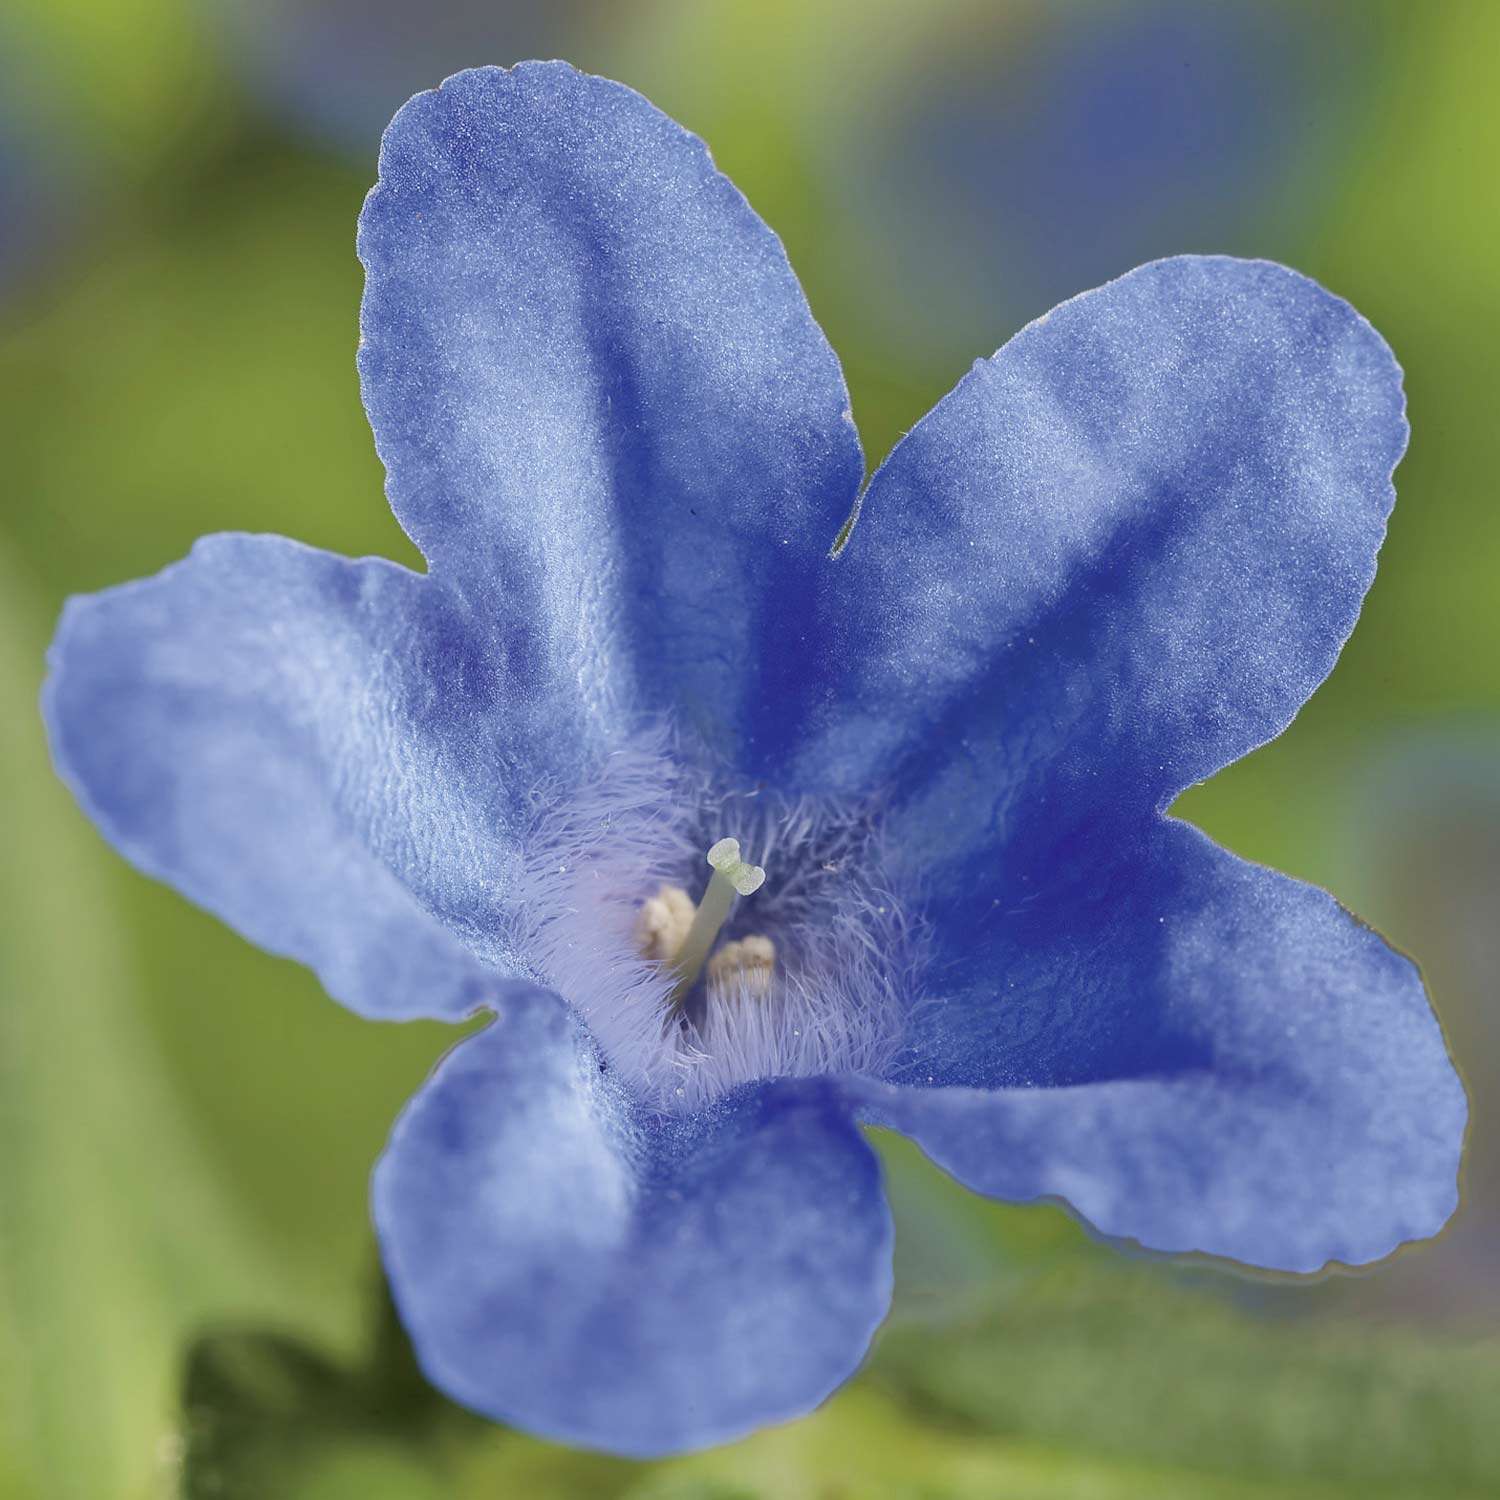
[2,1,1497,1496]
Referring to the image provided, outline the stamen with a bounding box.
[633,884,695,962]
[668,837,765,1003]
[708,934,777,999]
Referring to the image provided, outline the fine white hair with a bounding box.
[509,728,924,1113]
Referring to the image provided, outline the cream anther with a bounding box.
[708,934,777,998]
[633,884,694,962]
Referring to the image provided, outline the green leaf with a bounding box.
[867,1257,1500,1496]
[455,1381,1447,1500]
[179,1275,485,1500]
[180,1326,453,1500]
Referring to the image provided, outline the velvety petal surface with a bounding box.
[854,817,1465,1272]
[43,534,552,1019]
[795,257,1406,868]
[375,985,893,1455]
[358,62,864,767]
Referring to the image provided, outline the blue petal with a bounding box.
[43,534,544,1021]
[375,986,892,1455]
[793,258,1406,855]
[358,62,863,766]
[854,818,1465,1272]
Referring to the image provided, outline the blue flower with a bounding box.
[43,63,1465,1455]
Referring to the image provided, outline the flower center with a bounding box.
[634,837,771,1007]
[513,731,919,1112]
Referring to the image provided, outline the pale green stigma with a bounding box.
[667,837,766,1003]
